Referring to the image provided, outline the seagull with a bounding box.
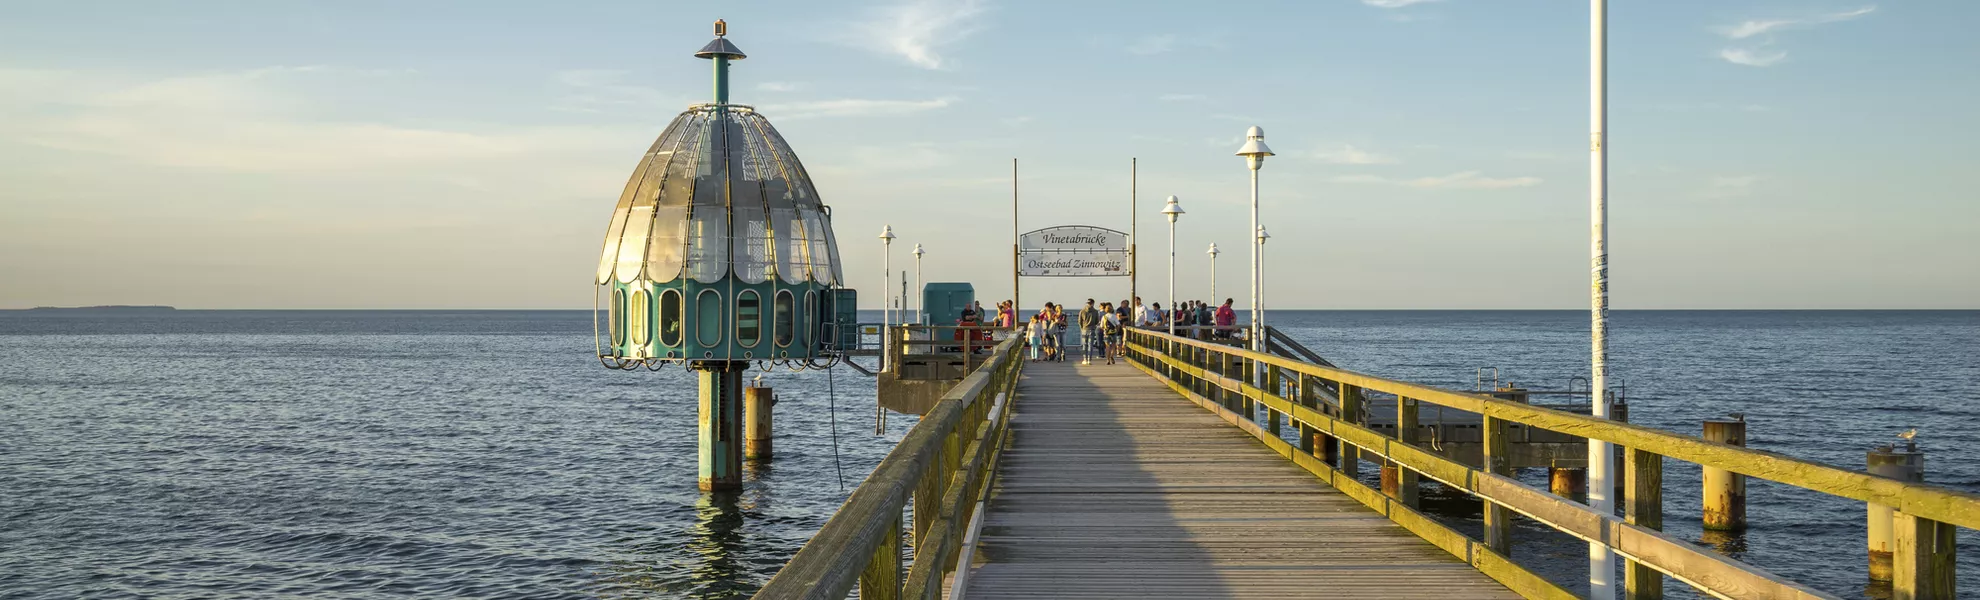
[1898,428,1917,441]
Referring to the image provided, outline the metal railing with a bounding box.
[755,335,1025,600]
[886,325,1017,377]
[1123,328,1976,600]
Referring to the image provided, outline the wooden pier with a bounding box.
[958,361,1519,599]
[755,328,1978,600]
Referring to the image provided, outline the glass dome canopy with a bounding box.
[594,104,843,288]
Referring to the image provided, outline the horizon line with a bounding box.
[6,307,1977,312]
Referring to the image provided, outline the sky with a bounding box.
[1,0,1975,309]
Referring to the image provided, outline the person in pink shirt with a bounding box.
[1214,298,1237,339]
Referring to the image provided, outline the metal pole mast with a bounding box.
[1012,159,1020,314]
[914,246,923,324]
[1588,0,1616,598]
[880,225,893,370]
[1130,158,1138,309]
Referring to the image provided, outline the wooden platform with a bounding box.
[956,361,1520,599]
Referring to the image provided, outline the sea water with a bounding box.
[1,310,1973,598]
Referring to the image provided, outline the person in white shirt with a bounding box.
[1132,297,1149,328]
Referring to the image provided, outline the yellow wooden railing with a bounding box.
[1123,328,1975,600]
[754,335,1024,600]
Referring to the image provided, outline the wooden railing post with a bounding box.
[1386,395,1419,507]
[1219,350,1234,411]
[1482,414,1513,555]
[1296,373,1317,457]
[1265,364,1282,437]
[1243,356,1256,419]
[859,514,903,600]
[913,443,942,545]
[1894,512,1957,600]
[1339,383,1361,478]
[1625,448,1664,600]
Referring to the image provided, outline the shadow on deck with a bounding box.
[959,361,1518,599]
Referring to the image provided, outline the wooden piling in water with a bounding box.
[744,387,774,460]
[1549,467,1586,499]
[1868,444,1923,582]
[695,362,746,491]
[1702,417,1747,531]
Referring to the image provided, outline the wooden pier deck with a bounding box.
[957,360,1520,599]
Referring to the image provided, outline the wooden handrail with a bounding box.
[1124,328,1975,600]
[755,335,1024,600]
[1127,329,1980,528]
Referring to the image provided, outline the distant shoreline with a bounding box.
[3,307,1976,312]
[16,305,176,312]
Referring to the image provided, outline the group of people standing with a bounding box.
[957,296,1242,365]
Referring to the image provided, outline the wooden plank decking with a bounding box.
[957,360,1520,599]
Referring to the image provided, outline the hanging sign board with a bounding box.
[1021,253,1129,277]
[1020,226,1127,253]
[1017,226,1130,277]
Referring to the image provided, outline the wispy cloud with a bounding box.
[1311,144,1398,165]
[1127,34,1178,55]
[1159,93,1205,102]
[844,0,988,69]
[1719,48,1788,67]
[762,96,959,120]
[1714,6,1875,67]
[1329,171,1541,189]
[756,81,801,92]
[0,67,626,183]
[1698,175,1763,199]
[1362,0,1439,7]
[1718,6,1875,40]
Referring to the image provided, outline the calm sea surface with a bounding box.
[2,309,1974,599]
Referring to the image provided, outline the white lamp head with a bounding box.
[1235,125,1274,170]
[1207,243,1220,257]
[879,224,896,242]
[912,243,924,258]
[1256,225,1271,244]
[1161,195,1185,223]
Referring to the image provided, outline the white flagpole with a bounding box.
[1588,0,1616,598]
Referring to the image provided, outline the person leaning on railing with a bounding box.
[951,307,981,353]
[1195,301,1214,340]
[1215,298,1237,339]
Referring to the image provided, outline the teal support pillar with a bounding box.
[697,361,746,491]
[714,56,730,105]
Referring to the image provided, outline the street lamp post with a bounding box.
[1162,196,1185,337]
[879,225,895,369]
[1235,126,1275,353]
[1207,243,1220,305]
[1256,226,1270,345]
[912,243,925,324]
[1587,1,1617,598]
